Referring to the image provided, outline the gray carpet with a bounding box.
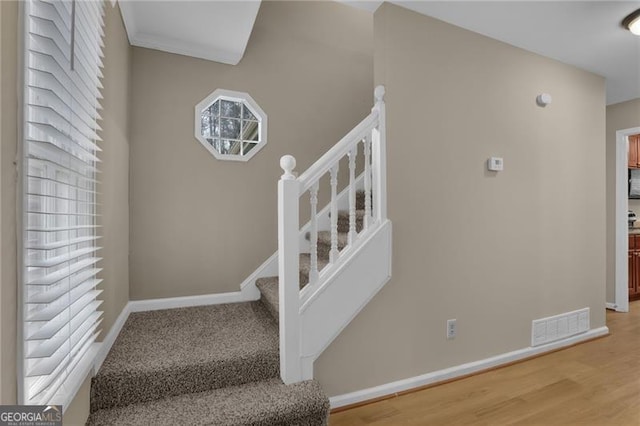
[88,379,328,426]
[88,192,367,425]
[90,302,280,413]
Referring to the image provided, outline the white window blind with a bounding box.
[21,0,105,405]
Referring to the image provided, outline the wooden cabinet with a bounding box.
[628,135,640,169]
[628,235,640,300]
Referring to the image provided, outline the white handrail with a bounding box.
[297,112,378,194]
[277,85,386,384]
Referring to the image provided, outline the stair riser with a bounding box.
[261,296,279,324]
[88,378,329,426]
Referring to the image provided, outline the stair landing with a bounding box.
[89,301,329,425]
[91,302,279,412]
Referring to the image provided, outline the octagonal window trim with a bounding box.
[194,89,268,162]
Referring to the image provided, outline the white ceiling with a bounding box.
[118,1,261,65]
[118,1,640,105]
[390,1,640,105]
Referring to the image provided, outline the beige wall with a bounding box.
[315,3,606,396]
[1,0,4,400]
[63,3,132,424]
[606,98,640,302]
[0,0,131,417]
[96,2,131,341]
[1,0,18,405]
[62,376,91,426]
[129,1,373,299]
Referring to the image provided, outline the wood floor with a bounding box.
[330,301,640,426]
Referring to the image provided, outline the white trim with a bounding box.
[615,127,640,313]
[128,291,256,313]
[240,252,278,298]
[117,0,138,46]
[57,344,100,413]
[329,326,609,409]
[131,33,243,66]
[94,302,132,374]
[300,221,392,370]
[606,302,617,310]
[300,220,390,311]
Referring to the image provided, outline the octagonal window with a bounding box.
[195,89,267,162]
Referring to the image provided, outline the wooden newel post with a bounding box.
[372,85,387,222]
[278,155,302,384]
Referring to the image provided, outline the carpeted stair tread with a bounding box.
[256,253,331,323]
[87,378,329,426]
[336,209,366,233]
[355,190,366,210]
[300,253,330,284]
[315,230,349,259]
[91,302,279,412]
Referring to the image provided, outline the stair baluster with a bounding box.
[348,148,357,246]
[309,183,319,285]
[329,165,339,263]
[364,135,372,230]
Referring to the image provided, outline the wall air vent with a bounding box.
[531,308,590,347]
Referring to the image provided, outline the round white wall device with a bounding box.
[536,93,552,107]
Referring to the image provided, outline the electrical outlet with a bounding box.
[447,319,456,340]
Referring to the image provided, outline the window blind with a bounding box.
[21,0,105,405]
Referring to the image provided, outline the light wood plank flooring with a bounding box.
[330,301,640,425]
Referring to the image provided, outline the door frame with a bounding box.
[615,126,640,312]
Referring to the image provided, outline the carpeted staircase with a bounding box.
[87,192,366,425]
[256,191,365,319]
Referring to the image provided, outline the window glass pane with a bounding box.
[242,120,259,141]
[220,118,240,139]
[210,138,242,155]
[201,116,219,138]
[220,100,241,118]
[242,142,258,155]
[201,113,210,136]
[210,100,219,117]
[242,105,257,121]
[217,140,241,155]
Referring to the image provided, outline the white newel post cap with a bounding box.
[374,85,385,103]
[280,155,297,180]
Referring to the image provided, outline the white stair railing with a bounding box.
[278,86,387,384]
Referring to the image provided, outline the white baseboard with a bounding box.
[128,290,255,313]
[94,301,132,373]
[329,326,609,409]
[605,302,617,310]
[240,252,278,298]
